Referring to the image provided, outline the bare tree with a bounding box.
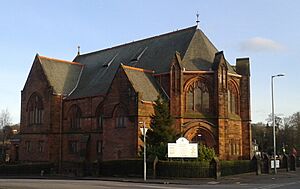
[0,108,11,161]
[289,112,300,151]
[266,113,283,129]
[0,109,11,129]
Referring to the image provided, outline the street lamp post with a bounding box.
[139,122,148,181]
[271,74,284,174]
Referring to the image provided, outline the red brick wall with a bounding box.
[169,59,183,132]
[175,56,251,160]
[102,68,138,160]
[240,76,252,159]
[20,58,58,162]
[62,96,104,162]
[20,54,252,164]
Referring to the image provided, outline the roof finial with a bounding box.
[77,46,80,56]
[196,12,200,28]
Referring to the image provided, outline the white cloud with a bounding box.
[240,37,286,52]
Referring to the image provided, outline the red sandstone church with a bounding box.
[19,26,252,165]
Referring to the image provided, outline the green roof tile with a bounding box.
[122,65,165,101]
[38,56,83,95]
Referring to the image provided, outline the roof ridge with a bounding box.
[39,55,83,66]
[77,26,197,57]
[122,64,154,74]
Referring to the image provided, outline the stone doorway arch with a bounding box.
[183,121,217,150]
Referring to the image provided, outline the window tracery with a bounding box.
[96,105,104,130]
[27,93,43,125]
[228,82,239,115]
[114,106,127,128]
[69,105,81,129]
[185,80,210,113]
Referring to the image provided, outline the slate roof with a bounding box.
[34,26,237,99]
[38,56,83,95]
[68,26,236,99]
[122,65,165,101]
[180,29,236,73]
[69,26,193,98]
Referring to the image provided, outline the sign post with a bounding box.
[139,122,148,181]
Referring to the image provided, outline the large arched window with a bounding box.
[171,66,176,91]
[228,82,239,114]
[69,105,81,129]
[186,80,210,113]
[114,105,128,128]
[27,93,43,125]
[171,65,180,93]
[95,105,104,130]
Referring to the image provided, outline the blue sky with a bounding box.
[0,0,299,124]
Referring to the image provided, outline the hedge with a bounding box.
[157,161,211,178]
[0,163,54,175]
[297,156,300,167]
[220,160,254,176]
[0,159,257,177]
[97,159,256,178]
[98,159,144,177]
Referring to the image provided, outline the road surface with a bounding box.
[0,178,300,189]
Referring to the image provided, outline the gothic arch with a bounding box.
[183,121,217,149]
[228,79,240,96]
[183,76,211,92]
[112,103,128,117]
[68,104,82,129]
[228,79,240,114]
[26,92,44,125]
[183,77,211,113]
[112,103,129,128]
[95,103,104,130]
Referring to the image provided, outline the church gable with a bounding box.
[103,65,137,118]
[212,51,228,71]
[21,55,50,130]
[23,54,84,96]
[181,29,218,71]
[23,54,51,93]
[182,30,237,74]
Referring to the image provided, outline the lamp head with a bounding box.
[276,74,285,77]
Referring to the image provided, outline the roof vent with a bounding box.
[130,47,148,63]
[103,54,118,67]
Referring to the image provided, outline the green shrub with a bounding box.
[198,144,216,161]
[143,96,178,160]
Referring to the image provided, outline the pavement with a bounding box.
[92,169,300,185]
[1,169,300,186]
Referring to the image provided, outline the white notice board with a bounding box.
[168,137,198,158]
[271,160,280,169]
